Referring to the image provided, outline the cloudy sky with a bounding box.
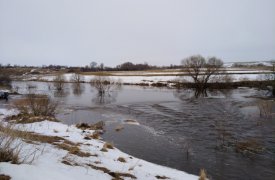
[0,0,274,67]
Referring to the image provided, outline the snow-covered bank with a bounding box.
[21,71,273,86]
[0,108,198,180]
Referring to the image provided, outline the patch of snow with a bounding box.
[0,108,19,117]
[0,116,198,180]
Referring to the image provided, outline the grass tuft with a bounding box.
[117,157,126,163]
[199,169,207,180]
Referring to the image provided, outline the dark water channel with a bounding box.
[9,81,275,180]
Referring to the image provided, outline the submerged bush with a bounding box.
[90,76,121,95]
[14,94,58,117]
[53,74,66,91]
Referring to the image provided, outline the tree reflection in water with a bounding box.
[92,91,118,104]
[72,83,85,96]
[173,88,232,100]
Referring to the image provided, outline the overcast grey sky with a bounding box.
[0,0,274,67]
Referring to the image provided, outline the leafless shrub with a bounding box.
[14,94,58,117]
[90,76,121,95]
[71,73,84,83]
[53,74,66,91]
[182,55,223,88]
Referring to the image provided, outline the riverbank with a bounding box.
[0,107,198,180]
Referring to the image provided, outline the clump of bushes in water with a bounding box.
[53,74,66,91]
[12,94,58,122]
[90,76,121,96]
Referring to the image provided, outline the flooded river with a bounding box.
[7,81,275,180]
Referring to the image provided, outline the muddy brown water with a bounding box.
[7,81,275,180]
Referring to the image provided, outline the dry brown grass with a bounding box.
[155,175,170,179]
[13,94,58,118]
[55,143,91,157]
[87,164,136,179]
[0,122,39,164]
[235,139,265,154]
[100,147,108,152]
[0,122,94,161]
[117,157,126,163]
[199,169,207,180]
[76,121,104,131]
[0,174,11,180]
[115,125,124,132]
[103,142,114,149]
[100,142,114,152]
[7,114,58,124]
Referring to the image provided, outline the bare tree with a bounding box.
[182,55,224,94]
[90,76,115,95]
[53,74,66,91]
[71,73,83,83]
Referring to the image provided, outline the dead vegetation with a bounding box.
[55,143,91,157]
[90,76,121,96]
[0,174,11,180]
[235,139,265,155]
[87,164,136,180]
[101,142,114,152]
[0,122,39,164]
[199,169,207,180]
[70,73,84,83]
[76,121,104,131]
[0,121,93,164]
[84,131,101,140]
[53,74,66,91]
[117,157,126,163]
[7,114,58,124]
[115,125,124,132]
[13,94,58,118]
[155,175,170,179]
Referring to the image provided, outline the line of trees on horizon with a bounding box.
[0,61,182,72]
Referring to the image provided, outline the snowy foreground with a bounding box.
[0,108,198,180]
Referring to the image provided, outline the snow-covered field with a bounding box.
[21,71,273,86]
[0,108,198,180]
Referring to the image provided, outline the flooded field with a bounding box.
[6,81,275,180]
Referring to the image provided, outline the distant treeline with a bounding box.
[0,62,182,72]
